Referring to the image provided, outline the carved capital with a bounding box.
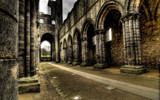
[121,13,140,22]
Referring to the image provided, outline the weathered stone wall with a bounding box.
[39,14,55,38]
[0,0,19,99]
[140,0,160,68]
[57,0,159,72]
[110,33,124,65]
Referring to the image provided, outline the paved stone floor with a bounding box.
[19,63,159,100]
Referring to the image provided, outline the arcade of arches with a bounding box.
[0,0,159,99]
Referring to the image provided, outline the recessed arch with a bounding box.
[63,39,67,49]
[73,28,82,64]
[81,19,95,38]
[96,1,123,29]
[67,35,73,64]
[67,35,72,47]
[73,28,81,43]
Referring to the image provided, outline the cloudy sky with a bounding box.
[39,0,77,21]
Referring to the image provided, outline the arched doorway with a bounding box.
[103,9,123,66]
[63,39,67,63]
[82,20,96,66]
[139,0,160,68]
[40,33,55,62]
[67,35,73,64]
[60,42,63,63]
[96,3,124,67]
[73,29,82,65]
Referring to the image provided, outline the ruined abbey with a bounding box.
[0,0,159,99]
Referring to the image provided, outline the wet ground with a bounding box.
[19,63,159,100]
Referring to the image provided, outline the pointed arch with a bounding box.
[81,19,95,38]
[96,1,123,29]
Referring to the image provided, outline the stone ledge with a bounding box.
[80,62,90,67]
[120,65,148,75]
[94,63,108,69]
[18,75,40,94]
[72,61,80,66]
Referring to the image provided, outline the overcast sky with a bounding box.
[39,0,77,21]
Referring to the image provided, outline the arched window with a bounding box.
[40,19,44,23]
[52,20,55,24]
[92,35,96,45]
[106,28,112,42]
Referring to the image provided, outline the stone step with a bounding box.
[18,75,40,94]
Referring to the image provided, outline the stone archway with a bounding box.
[103,9,124,66]
[81,19,96,66]
[73,29,82,65]
[63,39,67,63]
[94,3,124,68]
[67,35,73,64]
[40,33,55,62]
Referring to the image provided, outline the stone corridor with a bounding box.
[19,63,159,100]
[0,0,159,99]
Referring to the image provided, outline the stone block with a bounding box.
[120,65,148,75]
[94,63,108,69]
[18,75,40,94]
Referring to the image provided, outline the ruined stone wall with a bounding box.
[38,14,55,46]
[59,0,126,43]
[0,0,19,99]
[140,0,160,68]
[110,33,124,65]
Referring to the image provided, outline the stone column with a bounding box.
[94,30,108,68]
[25,0,31,76]
[81,37,89,66]
[19,0,25,77]
[30,1,36,76]
[120,13,147,74]
[63,48,67,63]
[67,46,72,64]
[0,0,19,99]
[72,42,80,65]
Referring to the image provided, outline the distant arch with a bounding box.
[40,33,55,61]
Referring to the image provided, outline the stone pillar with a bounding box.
[67,46,72,64]
[25,0,31,76]
[81,37,89,66]
[63,48,67,63]
[94,30,108,68]
[0,0,19,99]
[72,42,80,65]
[120,13,147,74]
[30,1,36,76]
[19,0,25,77]
[35,2,39,70]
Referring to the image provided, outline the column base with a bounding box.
[80,62,89,67]
[68,61,72,64]
[72,61,80,66]
[120,65,147,74]
[18,75,40,94]
[94,63,108,69]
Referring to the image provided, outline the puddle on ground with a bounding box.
[105,86,115,90]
